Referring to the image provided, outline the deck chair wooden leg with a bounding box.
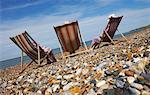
[117,29,130,43]
[21,50,23,71]
[19,60,33,74]
[38,45,40,65]
[77,22,89,51]
[105,31,115,44]
[58,42,65,59]
[82,36,88,51]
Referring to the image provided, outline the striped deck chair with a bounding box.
[54,21,89,58]
[100,16,128,44]
[10,31,56,72]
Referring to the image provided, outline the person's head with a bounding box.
[64,21,70,24]
[108,14,117,18]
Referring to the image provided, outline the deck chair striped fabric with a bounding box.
[54,21,88,58]
[10,31,56,72]
[100,16,123,43]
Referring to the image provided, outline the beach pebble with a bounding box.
[56,75,62,80]
[17,76,23,82]
[61,80,68,86]
[0,78,2,85]
[141,73,150,80]
[123,64,129,69]
[141,90,150,95]
[143,51,150,57]
[63,74,74,80]
[105,70,112,76]
[127,77,135,84]
[96,80,106,87]
[52,84,60,92]
[99,83,109,90]
[87,88,96,95]
[1,81,7,88]
[70,86,81,94]
[118,71,125,76]
[63,82,79,91]
[45,87,52,95]
[94,62,107,71]
[130,83,143,90]
[37,90,42,94]
[82,68,89,75]
[129,87,141,95]
[125,70,134,76]
[75,68,82,75]
[133,58,141,63]
[27,79,34,84]
[115,80,125,88]
[90,79,97,85]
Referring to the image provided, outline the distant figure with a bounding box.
[91,37,100,49]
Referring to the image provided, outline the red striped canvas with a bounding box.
[54,21,81,53]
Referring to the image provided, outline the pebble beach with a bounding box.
[0,27,150,95]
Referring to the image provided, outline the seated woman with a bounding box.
[33,41,56,63]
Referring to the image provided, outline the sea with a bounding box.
[0,30,140,70]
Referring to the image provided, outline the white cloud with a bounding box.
[0,0,50,11]
[0,7,150,61]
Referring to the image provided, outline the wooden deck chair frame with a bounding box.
[100,16,129,45]
[54,21,89,59]
[10,31,51,73]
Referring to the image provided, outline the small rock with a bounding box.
[123,64,129,69]
[141,73,150,80]
[82,68,89,75]
[115,80,125,88]
[130,83,143,90]
[17,75,23,82]
[23,88,30,94]
[137,76,145,81]
[75,68,82,75]
[96,80,106,87]
[63,82,79,91]
[94,62,107,71]
[70,86,81,94]
[56,75,62,80]
[30,73,36,79]
[87,88,96,95]
[61,80,68,86]
[1,81,7,88]
[37,90,42,94]
[133,58,141,63]
[0,78,2,84]
[27,79,34,83]
[52,84,60,92]
[141,90,150,95]
[129,87,140,95]
[105,70,112,76]
[125,70,134,76]
[90,79,97,85]
[119,71,125,76]
[100,83,109,90]
[45,87,52,95]
[127,77,135,84]
[143,51,150,57]
[63,74,74,80]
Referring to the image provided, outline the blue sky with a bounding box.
[0,0,150,61]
